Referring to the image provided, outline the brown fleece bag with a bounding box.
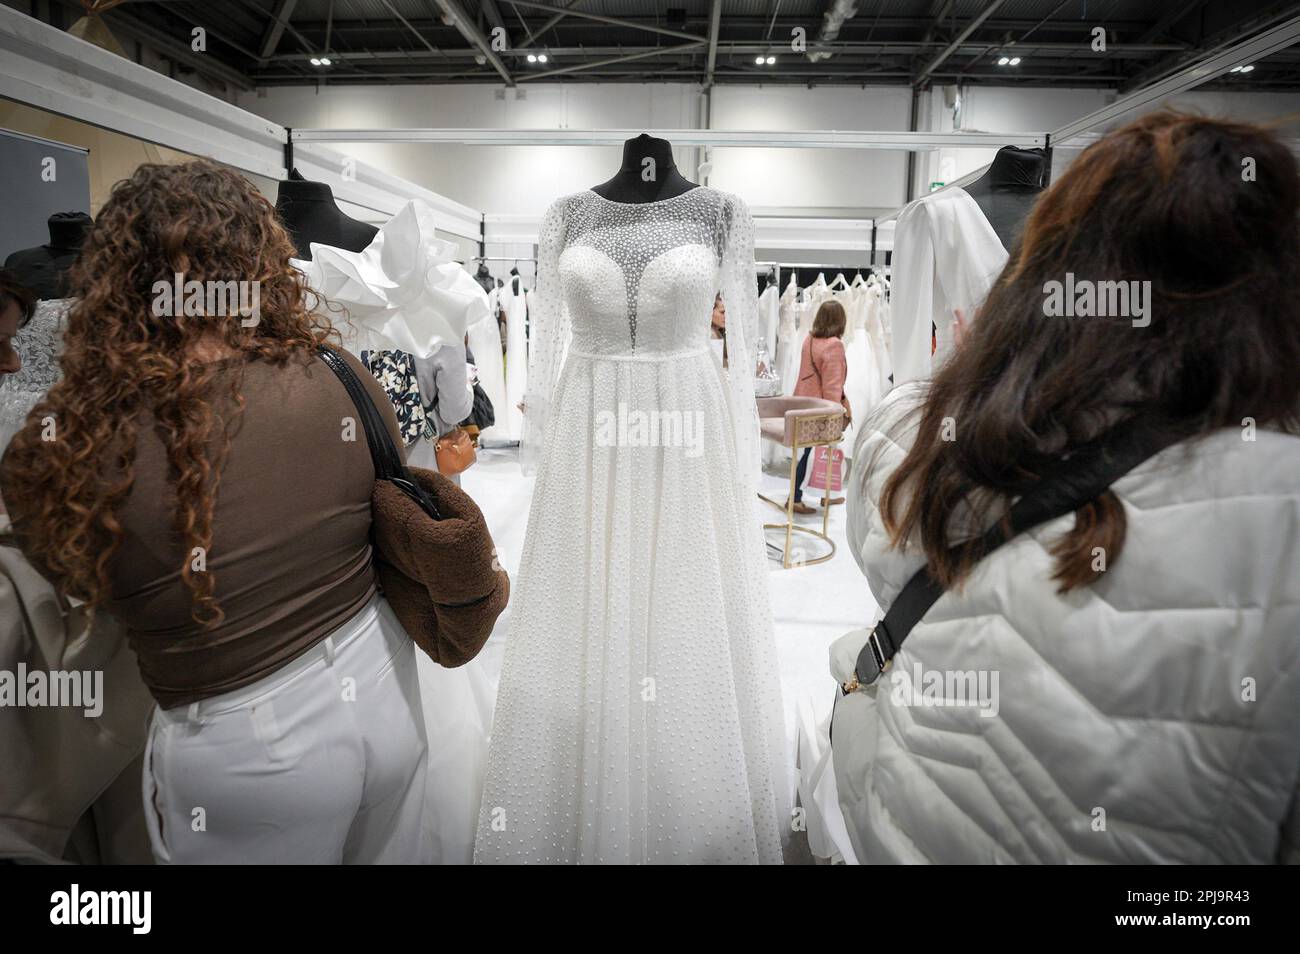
[318,346,508,666]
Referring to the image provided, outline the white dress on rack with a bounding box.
[499,276,529,442]
[839,279,882,459]
[474,188,789,865]
[891,188,1007,384]
[467,286,508,444]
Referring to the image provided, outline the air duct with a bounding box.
[807,0,859,63]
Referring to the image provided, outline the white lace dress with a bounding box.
[0,299,71,451]
[473,188,789,864]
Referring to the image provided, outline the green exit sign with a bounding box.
[929,180,946,192]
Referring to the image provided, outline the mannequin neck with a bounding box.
[275,171,378,259]
[591,134,698,203]
[987,146,1048,191]
[47,213,91,250]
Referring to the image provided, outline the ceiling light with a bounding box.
[1240,64,1254,72]
[538,53,548,63]
[755,55,765,65]
[310,57,322,66]
[1009,57,1021,66]
[766,55,776,65]
[319,56,331,66]
[997,56,1009,66]
[527,53,537,63]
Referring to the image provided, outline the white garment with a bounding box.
[838,282,883,459]
[468,287,507,444]
[291,200,488,359]
[475,188,789,864]
[0,298,71,451]
[142,597,430,864]
[890,188,1007,384]
[832,384,1300,864]
[757,283,780,359]
[500,276,529,441]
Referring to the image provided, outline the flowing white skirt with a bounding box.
[474,347,789,864]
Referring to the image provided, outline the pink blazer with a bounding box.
[794,335,847,403]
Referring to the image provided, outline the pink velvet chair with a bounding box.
[756,395,845,568]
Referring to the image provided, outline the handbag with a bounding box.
[839,417,1189,695]
[435,426,476,475]
[807,446,844,493]
[317,346,509,667]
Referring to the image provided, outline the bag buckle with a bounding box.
[840,625,892,695]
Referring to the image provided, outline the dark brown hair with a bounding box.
[879,111,1300,591]
[0,268,36,326]
[1,160,335,623]
[811,299,847,338]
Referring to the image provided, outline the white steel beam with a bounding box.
[290,127,1047,150]
[0,5,284,178]
[1051,12,1300,144]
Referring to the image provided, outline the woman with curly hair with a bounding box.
[1,160,431,864]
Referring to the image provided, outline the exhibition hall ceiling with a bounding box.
[10,0,1300,91]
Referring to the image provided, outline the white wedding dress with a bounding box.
[473,187,789,864]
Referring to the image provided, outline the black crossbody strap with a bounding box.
[317,345,442,520]
[851,419,1186,688]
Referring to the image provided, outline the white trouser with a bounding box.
[142,596,429,864]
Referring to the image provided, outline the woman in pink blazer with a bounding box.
[791,300,851,514]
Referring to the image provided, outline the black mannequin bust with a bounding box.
[274,168,378,260]
[590,134,699,204]
[3,211,92,300]
[964,146,1049,251]
[473,261,499,293]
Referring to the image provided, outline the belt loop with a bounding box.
[186,701,203,725]
[323,634,337,666]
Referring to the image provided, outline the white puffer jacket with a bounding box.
[833,384,1300,864]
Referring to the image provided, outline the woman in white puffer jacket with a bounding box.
[833,111,1300,865]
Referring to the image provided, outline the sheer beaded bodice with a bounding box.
[559,188,726,355]
[521,186,762,481]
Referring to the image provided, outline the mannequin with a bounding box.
[3,212,92,300]
[963,146,1049,251]
[274,169,377,260]
[590,134,698,203]
[473,261,498,294]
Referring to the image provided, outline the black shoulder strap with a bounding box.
[850,419,1185,689]
[317,345,441,520]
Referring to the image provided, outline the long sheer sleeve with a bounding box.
[519,196,573,475]
[719,193,762,490]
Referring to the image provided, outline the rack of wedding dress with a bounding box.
[763,266,892,473]
[465,258,533,445]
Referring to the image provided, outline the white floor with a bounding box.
[460,444,880,746]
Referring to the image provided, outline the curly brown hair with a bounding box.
[1,159,335,624]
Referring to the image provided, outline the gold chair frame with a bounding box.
[757,409,844,569]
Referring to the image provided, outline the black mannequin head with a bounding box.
[1,211,93,300]
[46,212,92,250]
[274,168,378,260]
[965,146,1050,251]
[590,134,698,204]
